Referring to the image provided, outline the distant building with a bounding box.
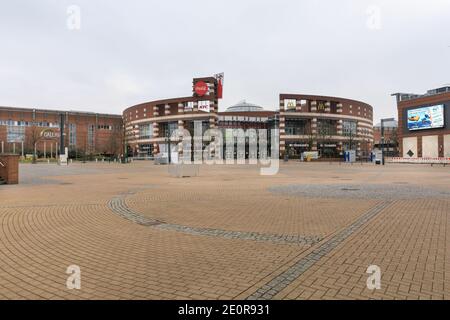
[373,120,399,157]
[0,106,122,158]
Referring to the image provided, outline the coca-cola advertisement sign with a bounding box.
[194,81,208,96]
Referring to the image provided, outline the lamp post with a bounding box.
[380,118,395,166]
[165,129,171,164]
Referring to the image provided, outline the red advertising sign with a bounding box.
[194,81,208,96]
[215,73,224,99]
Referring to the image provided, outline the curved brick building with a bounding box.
[123,77,374,160]
[123,77,220,158]
[279,94,374,158]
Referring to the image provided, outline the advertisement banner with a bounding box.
[215,73,224,99]
[407,104,444,131]
[194,81,209,97]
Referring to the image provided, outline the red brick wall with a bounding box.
[0,107,123,156]
[397,92,450,157]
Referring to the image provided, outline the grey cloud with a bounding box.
[0,0,449,121]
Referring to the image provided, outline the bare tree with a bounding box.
[316,120,333,157]
[304,121,317,151]
[27,125,41,164]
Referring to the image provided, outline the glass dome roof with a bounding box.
[225,100,264,112]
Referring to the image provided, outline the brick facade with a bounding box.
[0,107,123,157]
[395,91,450,158]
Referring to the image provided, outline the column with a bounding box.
[153,105,159,117]
[279,98,285,112]
[336,119,343,135]
[279,116,285,158]
[296,99,302,112]
[311,118,318,151]
[153,122,159,155]
[178,103,184,114]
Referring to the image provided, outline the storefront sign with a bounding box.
[289,143,309,147]
[198,100,211,113]
[284,99,296,110]
[40,128,60,139]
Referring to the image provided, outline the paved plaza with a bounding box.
[0,161,449,300]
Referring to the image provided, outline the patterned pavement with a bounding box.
[0,161,449,299]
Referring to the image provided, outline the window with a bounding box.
[139,124,153,139]
[342,120,357,135]
[97,124,112,130]
[285,119,308,135]
[317,119,336,135]
[7,125,25,142]
[87,124,95,148]
[69,123,77,146]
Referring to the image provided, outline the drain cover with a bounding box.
[341,188,360,191]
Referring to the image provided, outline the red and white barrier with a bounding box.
[389,157,450,164]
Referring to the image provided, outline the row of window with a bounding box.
[0,120,118,131]
[0,120,59,127]
[218,116,269,122]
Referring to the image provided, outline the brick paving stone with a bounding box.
[0,162,448,299]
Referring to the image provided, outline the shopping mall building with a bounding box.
[0,106,122,158]
[0,75,375,160]
[393,86,450,159]
[278,94,373,158]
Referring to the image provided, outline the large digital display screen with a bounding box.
[407,104,444,131]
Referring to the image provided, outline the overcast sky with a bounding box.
[1,0,449,123]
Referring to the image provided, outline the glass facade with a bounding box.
[285,119,309,135]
